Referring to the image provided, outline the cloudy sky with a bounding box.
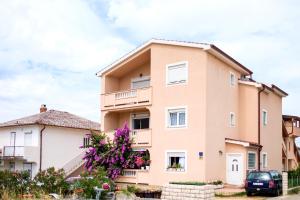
[0,0,300,124]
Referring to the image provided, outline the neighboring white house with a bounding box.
[0,104,100,177]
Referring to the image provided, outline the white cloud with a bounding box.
[0,0,133,71]
[0,0,135,122]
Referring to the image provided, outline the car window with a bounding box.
[247,172,271,180]
[270,171,281,179]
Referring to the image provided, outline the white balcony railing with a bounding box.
[131,129,152,147]
[2,146,39,163]
[118,169,150,184]
[3,146,24,157]
[101,87,152,110]
[105,129,152,147]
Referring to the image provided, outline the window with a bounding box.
[166,62,188,85]
[132,113,150,129]
[262,152,267,169]
[10,132,16,146]
[262,110,267,126]
[24,132,32,146]
[167,108,187,128]
[83,138,90,148]
[230,72,235,86]
[248,152,256,169]
[23,163,33,177]
[230,112,236,127]
[131,76,150,89]
[166,151,186,172]
[9,162,15,172]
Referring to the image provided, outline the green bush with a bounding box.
[169,181,206,186]
[33,167,69,195]
[72,167,115,199]
[288,166,300,178]
[0,170,31,198]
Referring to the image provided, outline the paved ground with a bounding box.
[215,194,300,200]
[267,194,300,200]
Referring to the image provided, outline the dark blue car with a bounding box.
[244,170,282,196]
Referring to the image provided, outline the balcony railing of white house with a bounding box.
[3,146,24,157]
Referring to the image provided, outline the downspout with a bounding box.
[258,85,265,171]
[39,125,46,172]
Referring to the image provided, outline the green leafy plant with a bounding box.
[33,167,69,195]
[0,170,31,199]
[169,181,206,186]
[72,167,115,199]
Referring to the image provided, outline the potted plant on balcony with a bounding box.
[135,156,145,170]
[145,160,151,171]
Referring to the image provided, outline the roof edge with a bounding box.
[96,38,252,77]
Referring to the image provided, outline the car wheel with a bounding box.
[246,192,252,196]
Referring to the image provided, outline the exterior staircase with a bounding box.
[62,151,86,177]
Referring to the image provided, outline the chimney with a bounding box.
[40,104,47,113]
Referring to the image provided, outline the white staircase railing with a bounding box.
[63,151,85,177]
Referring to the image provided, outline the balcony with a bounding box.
[117,169,150,184]
[105,129,152,147]
[3,146,39,162]
[101,87,152,111]
[131,129,152,147]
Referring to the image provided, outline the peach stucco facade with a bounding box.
[98,39,288,186]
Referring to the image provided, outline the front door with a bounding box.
[226,153,243,185]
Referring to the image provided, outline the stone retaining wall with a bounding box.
[161,184,215,200]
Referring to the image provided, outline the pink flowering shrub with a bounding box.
[81,124,150,180]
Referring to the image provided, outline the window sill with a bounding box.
[166,81,187,87]
[167,125,187,129]
[166,168,185,172]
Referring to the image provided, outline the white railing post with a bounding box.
[282,171,288,195]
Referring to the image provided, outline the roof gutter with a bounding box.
[257,84,266,171]
[39,125,46,172]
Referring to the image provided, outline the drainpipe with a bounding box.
[39,125,46,172]
[258,84,265,171]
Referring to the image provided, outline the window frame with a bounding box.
[166,61,188,86]
[131,76,151,90]
[230,112,236,127]
[166,106,188,128]
[165,150,187,173]
[262,109,268,126]
[261,152,268,169]
[247,151,256,170]
[230,72,236,86]
[131,113,150,130]
[24,131,33,146]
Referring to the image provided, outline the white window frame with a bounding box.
[230,112,236,127]
[130,113,150,130]
[262,109,268,126]
[261,152,268,169]
[165,150,187,173]
[166,61,188,86]
[24,131,33,146]
[166,106,188,128]
[131,76,150,89]
[230,72,236,86]
[247,151,256,170]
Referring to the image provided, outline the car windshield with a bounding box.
[247,172,271,180]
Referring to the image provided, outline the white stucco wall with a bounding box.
[0,125,39,148]
[41,126,89,170]
[0,125,91,177]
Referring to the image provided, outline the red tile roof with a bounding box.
[0,110,100,130]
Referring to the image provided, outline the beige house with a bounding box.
[0,105,100,177]
[97,39,288,186]
[282,115,300,171]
